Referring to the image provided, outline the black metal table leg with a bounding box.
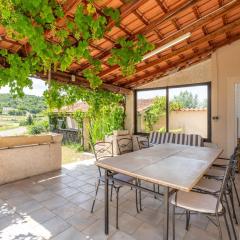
[163,187,169,240]
[105,169,109,235]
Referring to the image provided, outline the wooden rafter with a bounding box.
[37,71,131,95]
[99,0,240,79]
[126,33,240,88]
[80,0,198,74]
[2,0,240,94]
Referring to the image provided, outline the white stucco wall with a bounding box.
[125,38,240,157]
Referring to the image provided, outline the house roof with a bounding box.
[137,99,154,112]
[55,101,89,113]
[1,0,240,94]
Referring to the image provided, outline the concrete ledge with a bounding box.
[0,134,63,185]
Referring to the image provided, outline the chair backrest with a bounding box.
[117,137,133,155]
[137,136,149,150]
[216,161,231,213]
[91,142,113,162]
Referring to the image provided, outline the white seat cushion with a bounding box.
[205,168,225,178]
[113,173,135,183]
[194,178,221,193]
[170,191,222,214]
[213,158,229,166]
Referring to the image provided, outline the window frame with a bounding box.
[134,82,212,142]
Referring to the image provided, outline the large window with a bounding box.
[135,83,211,140]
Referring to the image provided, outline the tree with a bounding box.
[173,91,199,108]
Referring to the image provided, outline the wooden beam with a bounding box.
[106,0,147,30]
[125,33,240,88]
[99,0,240,78]
[113,17,240,85]
[130,55,212,88]
[37,71,131,95]
[124,52,212,88]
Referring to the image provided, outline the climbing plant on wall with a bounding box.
[44,81,125,143]
[143,96,182,132]
[0,0,154,97]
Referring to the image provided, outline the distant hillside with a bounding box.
[0,94,47,114]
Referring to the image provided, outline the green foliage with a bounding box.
[27,120,49,135]
[0,93,47,114]
[108,35,154,76]
[8,109,26,116]
[26,114,34,125]
[144,96,166,132]
[173,90,199,108]
[44,82,125,143]
[73,110,85,128]
[143,96,182,132]
[0,0,151,95]
[103,7,121,26]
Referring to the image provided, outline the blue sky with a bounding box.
[0,77,47,96]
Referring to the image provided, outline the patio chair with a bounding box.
[202,147,240,225]
[136,135,150,150]
[117,137,134,154]
[171,163,234,240]
[116,137,141,211]
[91,141,139,229]
[136,135,159,203]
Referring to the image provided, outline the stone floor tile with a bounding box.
[52,203,83,220]
[56,187,79,198]
[38,216,70,239]
[68,192,92,205]
[117,213,143,235]
[82,219,116,240]
[78,197,104,212]
[78,183,96,194]
[66,209,98,231]
[51,227,86,240]
[16,199,43,214]
[41,196,68,211]
[31,190,58,202]
[132,222,163,240]
[109,231,136,240]
[26,207,56,224]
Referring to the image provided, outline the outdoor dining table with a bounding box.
[96,143,223,240]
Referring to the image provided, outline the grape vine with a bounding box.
[0,0,154,96]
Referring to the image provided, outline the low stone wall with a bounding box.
[0,134,63,185]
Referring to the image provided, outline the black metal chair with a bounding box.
[203,146,240,224]
[136,135,160,204]
[171,162,236,240]
[117,137,134,154]
[116,137,141,212]
[91,141,139,229]
[136,135,150,150]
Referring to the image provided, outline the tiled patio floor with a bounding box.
[0,157,239,240]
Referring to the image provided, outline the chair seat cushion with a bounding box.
[194,178,221,193]
[113,173,135,183]
[213,158,229,167]
[205,168,225,178]
[170,191,222,214]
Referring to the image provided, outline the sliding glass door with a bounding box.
[136,89,166,133]
[168,85,209,138]
[135,83,211,140]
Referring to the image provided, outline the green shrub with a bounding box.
[27,120,49,135]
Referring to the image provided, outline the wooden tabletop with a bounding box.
[96,144,223,192]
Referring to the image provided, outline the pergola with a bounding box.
[1,0,240,94]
